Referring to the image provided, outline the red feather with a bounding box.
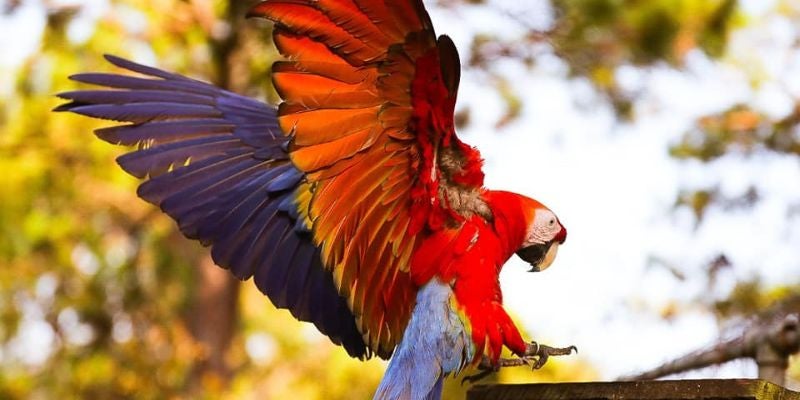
[253,0,550,366]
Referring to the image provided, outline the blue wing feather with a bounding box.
[56,55,372,359]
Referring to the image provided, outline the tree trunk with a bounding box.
[185,0,255,392]
[188,255,240,389]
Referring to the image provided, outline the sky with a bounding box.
[2,0,799,386]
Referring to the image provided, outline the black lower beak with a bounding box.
[516,243,551,272]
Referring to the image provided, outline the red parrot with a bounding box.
[57,1,573,398]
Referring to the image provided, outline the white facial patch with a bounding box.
[522,208,561,247]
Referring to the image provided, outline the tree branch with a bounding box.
[620,313,799,385]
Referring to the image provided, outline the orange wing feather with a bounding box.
[251,0,463,356]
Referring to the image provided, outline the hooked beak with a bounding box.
[516,242,559,272]
[516,227,567,272]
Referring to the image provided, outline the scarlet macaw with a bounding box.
[57,0,573,398]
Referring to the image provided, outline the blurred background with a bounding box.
[0,0,798,398]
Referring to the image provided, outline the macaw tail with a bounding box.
[373,280,470,400]
[425,377,445,400]
[56,55,371,359]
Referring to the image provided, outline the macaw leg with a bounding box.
[461,341,578,385]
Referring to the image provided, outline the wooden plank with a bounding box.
[467,379,800,400]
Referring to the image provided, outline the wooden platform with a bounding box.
[466,379,800,400]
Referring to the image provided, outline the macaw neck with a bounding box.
[483,190,531,260]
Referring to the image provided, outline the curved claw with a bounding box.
[463,342,577,383]
[525,341,578,370]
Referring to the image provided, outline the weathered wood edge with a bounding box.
[466,379,800,400]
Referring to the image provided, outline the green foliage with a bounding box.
[673,186,759,226]
[672,105,800,162]
[550,0,740,116]
[552,0,739,69]
[462,0,742,121]
[712,280,800,322]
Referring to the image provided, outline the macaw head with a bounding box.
[515,198,567,272]
[484,191,567,272]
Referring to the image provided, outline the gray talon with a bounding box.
[464,342,577,383]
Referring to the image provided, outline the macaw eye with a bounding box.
[533,209,558,233]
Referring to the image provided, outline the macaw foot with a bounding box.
[461,341,578,385]
[522,341,578,370]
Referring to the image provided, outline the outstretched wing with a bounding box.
[56,55,372,359]
[252,0,489,357]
